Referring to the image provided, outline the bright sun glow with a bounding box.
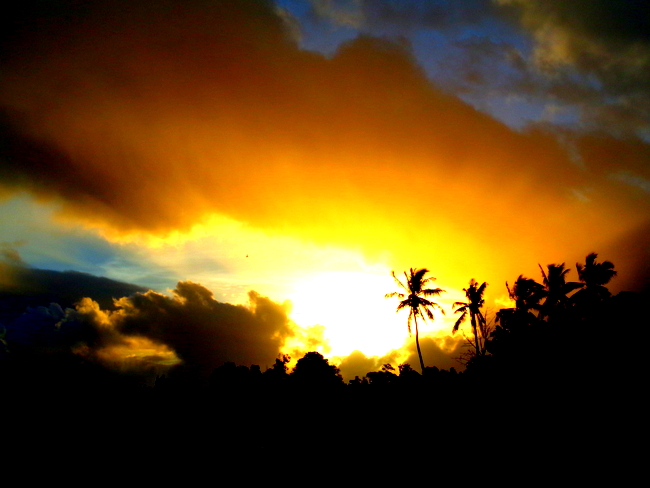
[288,270,448,358]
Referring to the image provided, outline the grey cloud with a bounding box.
[496,0,650,134]
[309,0,497,31]
[60,282,296,378]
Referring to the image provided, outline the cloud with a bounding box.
[335,349,400,381]
[0,251,329,381]
[311,1,650,136]
[335,332,464,381]
[2,276,302,381]
[0,255,167,380]
[308,0,496,32]
[496,0,650,134]
[0,253,147,324]
[497,0,650,74]
[55,282,298,378]
[0,0,648,294]
[402,334,465,371]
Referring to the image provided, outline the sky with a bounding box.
[1,0,649,382]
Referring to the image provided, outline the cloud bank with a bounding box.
[1,264,307,382]
[0,0,648,294]
[58,282,297,378]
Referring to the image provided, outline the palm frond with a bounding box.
[395,301,409,312]
[412,268,429,284]
[453,311,467,333]
[586,252,597,267]
[391,271,408,293]
[453,301,468,312]
[422,287,445,297]
[506,280,515,300]
[538,263,549,286]
[577,253,617,287]
[385,291,404,299]
[563,281,584,294]
[477,281,488,296]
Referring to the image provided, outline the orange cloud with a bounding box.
[0,0,648,294]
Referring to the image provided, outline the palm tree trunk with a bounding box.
[471,313,480,357]
[413,314,425,373]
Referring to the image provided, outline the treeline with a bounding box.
[156,352,461,393]
[187,252,646,399]
[464,253,646,386]
[2,252,646,406]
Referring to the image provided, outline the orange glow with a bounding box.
[1,0,649,373]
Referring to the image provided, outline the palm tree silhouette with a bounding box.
[494,275,544,335]
[385,268,445,373]
[491,275,544,361]
[506,275,545,314]
[538,263,583,321]
[575,253,617,300]
[453,279,488,357]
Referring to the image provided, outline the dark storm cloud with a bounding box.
[309,1,650,135]
[497,0,650,75]
[0,255,147,324]
[0,256,161,379]
[496,0,650,134]
[0,256,299,378]
[59,282,296,377]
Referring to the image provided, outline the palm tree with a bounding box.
[506,275,545,314]
[575,253,616,300]
[385,268,445,373]
[538,263,583,321]
[453,279,488,357]
[491,276,545,364]
[494,275,544,340]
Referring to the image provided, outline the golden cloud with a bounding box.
[0,0,648,292]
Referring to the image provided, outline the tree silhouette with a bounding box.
[453,279,488,357]
[571,253,618,345]
[290,351,343,387]
[490,276,545,372]
[538,263,582,322]
[265,354,291,376]
[494,274,544,335]
[506,275,545,315]
[575,253,617,303]
[385,268,445,373]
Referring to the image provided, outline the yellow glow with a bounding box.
[74,336,181,368]
[289,271,399,357]
[100,336,180,366]
[288,269,450,358]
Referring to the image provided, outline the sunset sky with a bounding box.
[1,0,649,381]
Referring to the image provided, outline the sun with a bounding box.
[288,269,447,358]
